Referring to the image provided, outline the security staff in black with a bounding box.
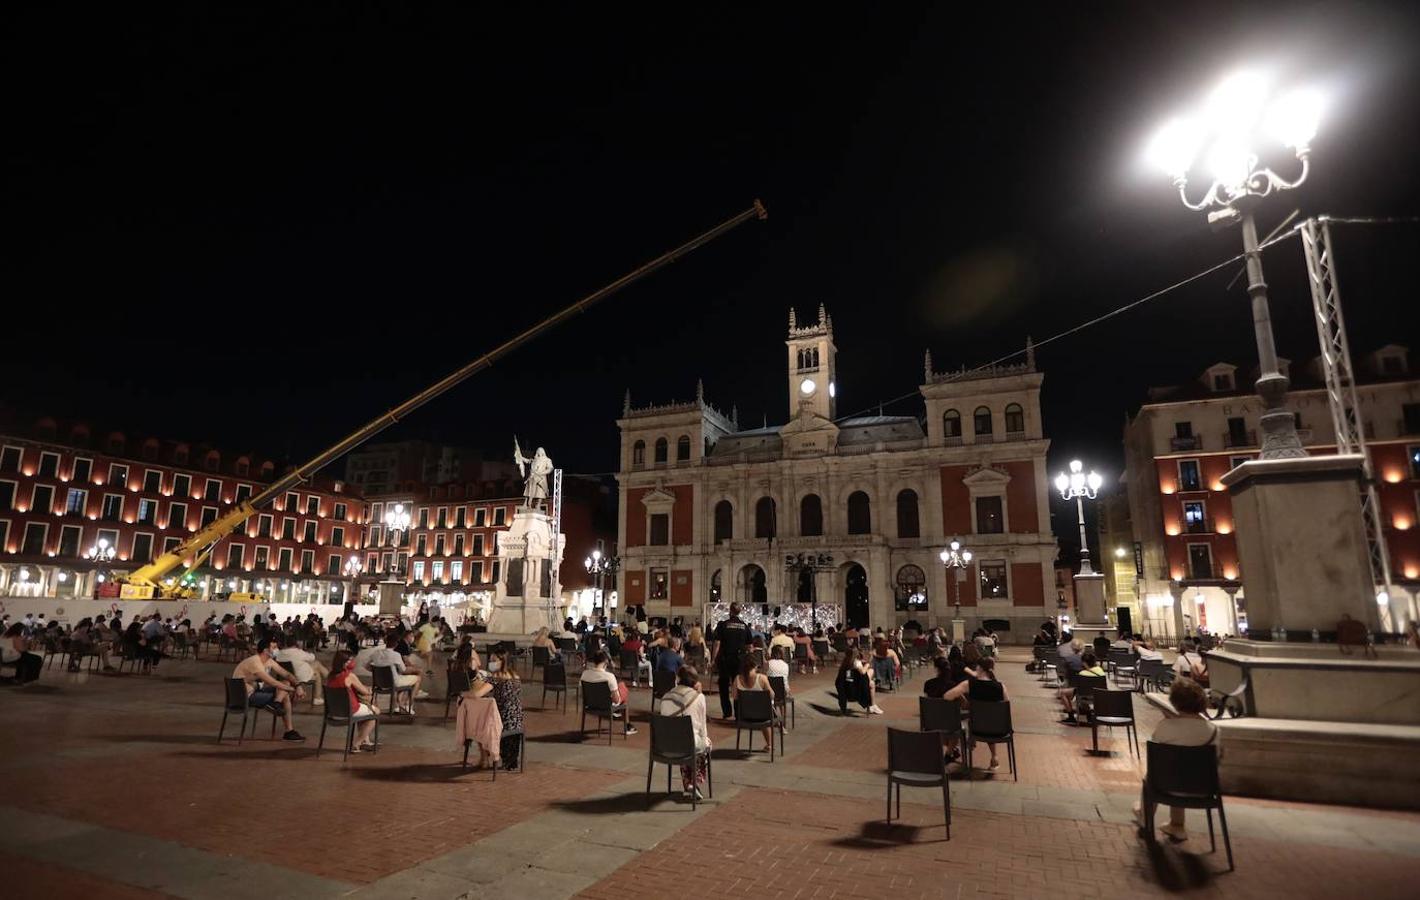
[712,602,751,718]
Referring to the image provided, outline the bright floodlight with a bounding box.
[1087,471,1103,492]
[1266,87,1323,150]
[963,550,973,562]
[939,549,949,563]
[1146,117,1203,178]
[1206,135,1253,188]
[1377,590,1390,606]
[949,539,960,551]
[1054,472,1070,494]
[1204,70,1270,137]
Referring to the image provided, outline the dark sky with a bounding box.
[7,2,1420,502]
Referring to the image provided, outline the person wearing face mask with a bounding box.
[326,650,379,751]
[464,650,524,770]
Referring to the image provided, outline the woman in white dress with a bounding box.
[657,666,711,800]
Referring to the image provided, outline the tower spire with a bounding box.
[695,378,704,402]
[924,349,934,382]
[817,301,827,326]
[622,389,631,415]
[1025,335,1036,369]
[788,308,797,332]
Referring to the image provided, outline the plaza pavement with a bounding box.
[1,644,1417,899]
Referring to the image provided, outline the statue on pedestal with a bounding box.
[513,438,553,511]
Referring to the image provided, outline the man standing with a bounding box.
[232,638,305,742]
[711,602,750,719]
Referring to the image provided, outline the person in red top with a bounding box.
[326,650,379,752]
[621,632,652,686]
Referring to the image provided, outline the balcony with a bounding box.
[1221,430,1257,449]
[1170,435,1203,452]
[1183,517,1215,535]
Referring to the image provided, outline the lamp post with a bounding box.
[84,538,117,598]
[1147,72,1323,459]
[939,538,972,640]
[584,549,620,617]
[1055,460,1103,574]
[383,503,411,579]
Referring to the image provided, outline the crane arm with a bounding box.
[126,502,256,589]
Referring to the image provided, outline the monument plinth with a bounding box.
[1069,570,1112,644]
[486,506,565,636]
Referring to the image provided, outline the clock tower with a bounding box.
[786,304,837,420]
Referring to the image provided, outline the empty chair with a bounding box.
[646,714,713,810]
[1089,689,1140,756]
[370,665,413,715]
[885,727,951,838]
[919,696,967,755]
[445,668,472,720]
[581,679,630,744]
[965,700,1016,781]
[1142,742,1234,870]
[768,674,795,729]
[542,661,573,713]
[732,689,783,761]
[316,684,379,762]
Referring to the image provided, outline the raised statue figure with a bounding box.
[513,438,553,510]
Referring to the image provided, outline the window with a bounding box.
[418,508,430,529]
[131,532,154,562]
[0,446,20,473]
[328,553,342,575]
[39,452,59,478]
[799,494,822,537]
[0,481,13,510]
[474,507,487,526]
[650,568,669,601]
[650,513,670,546]
[1188,544,1213,579]
[335,502,348,520]
[434,534,446,555]
[173,474,191,498]
[473,560,485,583]
[1213,373,1233,390]
[162,537,182,556]
[202,507,218,528]
[432,560,444,582]
[1183,501,1207,534]
[1004,403,1024,433]
[974,407,992,436]
[331,526,345,548]
[278,547,293,572]
[1175,421,1193,438]
[451,560,463,582]
[258,514,273,538]
[65,488,87,516]
[303,521,317,543]
[101,494,123,521]
[0,521,7,554]
[227,544,245,569]
[72,458,92,484]
[1178,460,1202,492]
[454,507,466,528]
[367,552,378,572]
[284,491,299,511]
[847,491,871,534]
[754,497,776,539]
[943,409,962,440]
[143,470,162,493]
[300,549,315,574]
[306,496,319,516]
[167,502,187,529]
[632,441,646,468]
[96,527,118,550]
[979,561,1008,598]
[137,499,157,525]
[895,565,928,611]
[32,484,54,516]
[109,463,129,489]
[22,522,48,555]
[1382,355,1406,375]
[676,435,691,461]
[205,479,221,502]
[493,507,506,526]
[58,525,82,557]
[469,533,484,557]
[896,489,920,538]
[1404,405,1420,436]
[414,534,427,556]
[437,507,448,528]
[281,517,295,540]
[975,496,1004,534]
[454,533,465,556]
[235,484,252,504]
[235,458,249,476]
[1229,455,1251,470]
[255,546,269,569]
[1226,416,1249,447]
[654,438,668,464]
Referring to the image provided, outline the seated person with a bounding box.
[768,625,796,660]
[1131,636,1164,662]
[370,634,426,713]
[326,650,378,751]
[732,656,776,749]
[1174,639,1208,685]
[834,649,883,715]
[658,665,710,800]
[1,624,44,684]
[1059,649,1107,723]
[580,651,636,735]
[620,631,652,687]
[463,649,524,771]
[231,638,305,742]
[274,636,331,706]
[1135,677,1218,843]
[655,637,685,675]
[765,644,791,692]
[791,628,816,673]
[531,626,559,660]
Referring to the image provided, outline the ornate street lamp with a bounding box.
[383,502,411,577]
[84,538,117,563]
[938,538,973,621]
[1056,460,1103,574]
[584,548,620,616]
[1146,72,1323,459]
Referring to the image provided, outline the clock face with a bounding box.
[828,381,836,398]
[799,377,816,396]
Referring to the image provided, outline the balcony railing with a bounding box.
[1183,517,1214,535]
[1221,430,1257,449]
[1170,435,1202,452]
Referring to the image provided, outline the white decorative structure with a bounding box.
[487,442,565,634]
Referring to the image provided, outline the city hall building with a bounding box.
[615,306,1057,639]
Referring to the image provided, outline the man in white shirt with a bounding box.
[768,625,795,660]
[274,638,330,706]
[353,644,382,682]
[370,635,427,712]
[579,650,636,735]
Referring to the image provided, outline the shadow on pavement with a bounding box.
[551,791,661,815]
[350,763,486,783]
[1138,832,1219,892]
[830,819,949,847]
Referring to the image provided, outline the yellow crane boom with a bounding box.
[122,200,767,598]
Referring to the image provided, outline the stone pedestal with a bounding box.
[1221,455,1380,636]
[1070,570,1112,643]
[486,507,564,636]
[376,580,404,617]
[951,617,965,643]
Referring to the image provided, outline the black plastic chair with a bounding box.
[919,696,967,753]
[445,668,472,720]
[530,645,552,679]
[965,699,1016,781]
[652,669,676,709]
[542,662,574,713]
[581,679,629,744]
[1071,672,1107,718]
[811,639,830,666]
[792,642,812,673]
[472,728,526,779]
[217,678,281,743]
[317,684,379,761]
[1142,741,1233,870]
[276,658,318,709]
[42,637,70,671]
[619,649,642,684]
[768,675,795,729]
[370,665,413,715]
[967,678,1005,702]
[1136,658,1169,692]
[1109,650,1137,685]
[1090,689,1140,756]
[886,727,951,838]
[732,690,782,760]
[646,714,713,809]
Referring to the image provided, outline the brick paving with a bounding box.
[1,644,1417,899]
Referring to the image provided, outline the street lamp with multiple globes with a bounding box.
[1056,460,1103,574]
[383,503,411,578]
[938,538,972,621]
[1146,71,1324,459]
[584,549,620,616]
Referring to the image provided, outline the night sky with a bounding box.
[7,3,1420,534]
